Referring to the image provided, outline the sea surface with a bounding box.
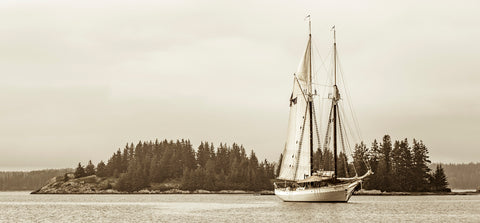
[1,191,479,222]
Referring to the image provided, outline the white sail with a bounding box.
[278,38,312,181]
[296,39,311,85]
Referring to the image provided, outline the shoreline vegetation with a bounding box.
[29,174,479,195]
[0,169,72,191]
[32,140,276,194]
[27,136,480,195]
[30,172,479,196]
[30,175,276,195]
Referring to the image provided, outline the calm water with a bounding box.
[1,191,480,222]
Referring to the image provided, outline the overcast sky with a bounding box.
[1,0,479,170]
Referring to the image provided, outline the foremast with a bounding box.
[307,17,314,178]
[277,16,315,181]
[332,26,339,181]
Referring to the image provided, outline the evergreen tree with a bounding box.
[192,167,206,190]
[149,154,162,183]
[74,163,86,178]
[182,140,197,171]
[431,164,449,192]
[181,168,194,191]
[378,135,393,192]
[115,173,131,192]
[204,159,217,190]
[122,147,129,173]
[364,139,380,189]
[337,152,351,177]
[96,161,107,177]
[431,162,480,189]
[321,147,334,171]
[313,148,323,171]
[216,144,229,175]
[391,139,413,191]
[106,149,123,177]
[411,139,431,191]
[353,141,369,175]
[157,147,173,182]
[197,142,210,168]
[85,160,96,176]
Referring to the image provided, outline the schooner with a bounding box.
[274,17,372,202]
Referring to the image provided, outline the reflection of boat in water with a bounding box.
[274,17,372,202]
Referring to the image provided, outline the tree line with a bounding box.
[0,169,71,191]
[430,162,480,189]
[348,135,449,192]
[72,136,450,193]
[74,139,275,192]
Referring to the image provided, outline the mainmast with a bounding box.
[332,26,339,180]
[308,16,314,177]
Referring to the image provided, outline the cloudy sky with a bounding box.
[1,0,479,170]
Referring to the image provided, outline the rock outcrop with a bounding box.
[32,175,118,194]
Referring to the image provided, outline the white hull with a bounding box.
[275,181,360,202]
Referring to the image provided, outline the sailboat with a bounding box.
[274,18,372,202]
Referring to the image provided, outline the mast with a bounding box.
[308,16,314,176]
[332,26,338,180]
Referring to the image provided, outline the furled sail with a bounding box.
[278,38,312,181]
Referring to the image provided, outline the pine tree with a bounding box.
[353,141,369,175]
[149,154,162,183]
[157,147,173,182]
[96,161,107,177]
[74,163,86,178]
[216,144,229,175]
[204,159,217,191]
[337,152,351,177]
[182,140,197,171]
[85,160,95,176]
[364,139,380,189]
[181,168,194,191]
[197,142,210,168]
[122,147,129,173]
[312,148,322,172]
[391,139,413,191]
[321,147,334,171]
[192,167,206,190]
[378,135,393,192]
[411,139,431,191]
[431,164,449,192]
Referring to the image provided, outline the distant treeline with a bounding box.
[348,135,449,192]
[74,139,275,192]
[0,169,71,191]
[430,163,480,189]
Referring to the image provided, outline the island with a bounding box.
[31,136,477,195]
